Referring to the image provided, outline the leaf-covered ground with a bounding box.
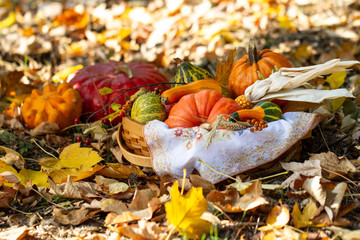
[1,0,360,239]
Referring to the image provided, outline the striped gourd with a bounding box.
[171,59,213,88]
[131,92,167,124]
[255,101,282,123]
[230,101,282,123]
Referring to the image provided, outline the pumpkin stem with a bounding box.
[115,64,133,78]
[248,39,259,64]
[174,58,184,66]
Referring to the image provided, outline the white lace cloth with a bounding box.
[144,112,320,183]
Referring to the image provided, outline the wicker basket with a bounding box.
[117,116,152,167]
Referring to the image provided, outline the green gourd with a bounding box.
[230,101,282,123]
[131,92,167,124]
[171,58,213,88]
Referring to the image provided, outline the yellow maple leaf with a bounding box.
[165,181,212,239]
[18,169,49,188]
[40,143,103,183]
[291,199,317,228]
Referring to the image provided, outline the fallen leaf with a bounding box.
[0,226,29,240]
[207,180,268,213]
[116,220,168,240]
[339,230,360,240]
[105,197,161,225]
[2,102,20,119]
[302,176,327,206]
[259,200,290,231]
[292,199,318,228]
[129,188,156,210]
[0,146,25,169]
[330,182,347,217]
[29,121,59,136]
[0,185,17,208]
[165,181,211,239]
[97,163,145,179]
[94,175,129,194]
[309,152,357,179]
[262,226,307,240]
[18,169,49,188]
[71,164,105,182]
[40,142,103,183]
[326,71,347,90]
[99,198,128,214]
[53,207,100,225]
[281,160,322,189]
[49,176,101,200]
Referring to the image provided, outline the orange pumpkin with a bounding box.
[165,89,242,128]
[228,41,292,97]
[21,82,82,130]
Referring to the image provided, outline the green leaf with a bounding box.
[111,103,122,112]
[98,87,114,95]
[0,130,16,144]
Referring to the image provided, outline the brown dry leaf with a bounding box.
[116,220,168,240]
[53,207,100,226]
[0,226,29,240]
[0,171,20,184]
[0,146,25,169]
[189,174,215,196]
[105,197,161,225]
[207,180,268,212]
[303,178,349,222]
[259,200,290,231]
[129,188,156,210]
[97,163,145,179]
[215,48,236,86]
[99,198,128,214]
[49,176,101,200]
[302,176,327,206]
[0,185,17,208]
[2,102,20,119]
[309,152,357,179]
[94,175,129,194]
[146,181,160,198]
[281,160,322,189]
[110,146,123,164]
[29,122,59,136]
[261,226,307,240]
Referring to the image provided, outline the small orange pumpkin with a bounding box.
[228,40,292,97]
[165,89,242,128]
[21,82,82,130]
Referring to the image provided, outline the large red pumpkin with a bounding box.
[69,61,169,121]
